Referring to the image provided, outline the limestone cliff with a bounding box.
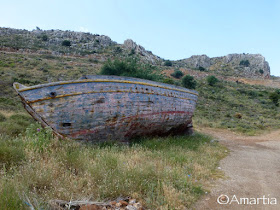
[176,54,270,79]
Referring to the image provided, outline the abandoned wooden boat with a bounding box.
[13,75,198,142]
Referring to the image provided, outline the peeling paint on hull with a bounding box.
[13,75,198,142]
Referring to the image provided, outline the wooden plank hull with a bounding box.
[13,75,198,142]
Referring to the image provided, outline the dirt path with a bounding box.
[194,128,280,210]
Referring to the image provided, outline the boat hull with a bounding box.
[13,75,198,142]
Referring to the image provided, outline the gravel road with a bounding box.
[194,128,280,210]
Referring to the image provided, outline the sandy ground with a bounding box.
[194,128,280,210]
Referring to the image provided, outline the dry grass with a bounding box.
[0,110,17,118]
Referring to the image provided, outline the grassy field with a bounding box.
[1,50,280,209]
[0,51,228,208]
[194,80,280,135]
[0,122,227,209]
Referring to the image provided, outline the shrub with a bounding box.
[164,60,172,66]
[114,46,122,54]
[162,78,175,85]
[182,75,196,89]
[259,69,264,74]
[62,40,71,47]
[171,70,183,79]
[41,34,48,41]
[269,91,280,106]
[129,49,135,55]
[207,75,219,86]
[100,58,163,82]
[234,113,242,119]
[198,66,206,71]
[239,60,250,67]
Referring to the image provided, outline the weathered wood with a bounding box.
[13,75,198,142]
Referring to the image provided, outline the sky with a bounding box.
[1,0,280,76]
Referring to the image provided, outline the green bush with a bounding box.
[269,91,280,106]
[198,66,206,71]
[259,69,264,74]
[239,60,250,67]
[182,75,196,89]
[129,49,135,55]
[41,34,48,41]
[162,78,175,85]
[171,70,183,79]
[207,75,219,86]
[100,58,163,82]
[62,40,71,47]
[164,60,172,66]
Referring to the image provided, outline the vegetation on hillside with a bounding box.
[0,51,279,136]
[0,43,280,208]
[194,79,280,135]
[100,58,163,82]
[182,75,197,89]
[171,69,184,79]
[206,75,219,86]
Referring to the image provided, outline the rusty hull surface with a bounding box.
[13,75,198,142]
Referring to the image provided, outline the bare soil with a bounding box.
[194,127,280,210]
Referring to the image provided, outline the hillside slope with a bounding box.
[0,27,271,79]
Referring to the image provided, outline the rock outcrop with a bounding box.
[177,53,270,79]
[0,27,271,79]
[123,39,161,64]
[180,55,211,69]
[0,27,116,55]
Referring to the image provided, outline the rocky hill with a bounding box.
[175,54,270,79]
[0,27,271,79]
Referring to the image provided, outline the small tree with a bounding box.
[164,60,172,66]
[171,70,183,79]
[62,40,71,47]
[259,69,264,74]
[207,75,219,86]
[182,75,196,89]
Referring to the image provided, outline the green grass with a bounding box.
[0,113,34,136]
[0,182,27,210]
[0,125,227,209]
[0,135,25,169]
[194,80,280,134]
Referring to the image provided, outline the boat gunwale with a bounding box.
[15,77,199,96]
